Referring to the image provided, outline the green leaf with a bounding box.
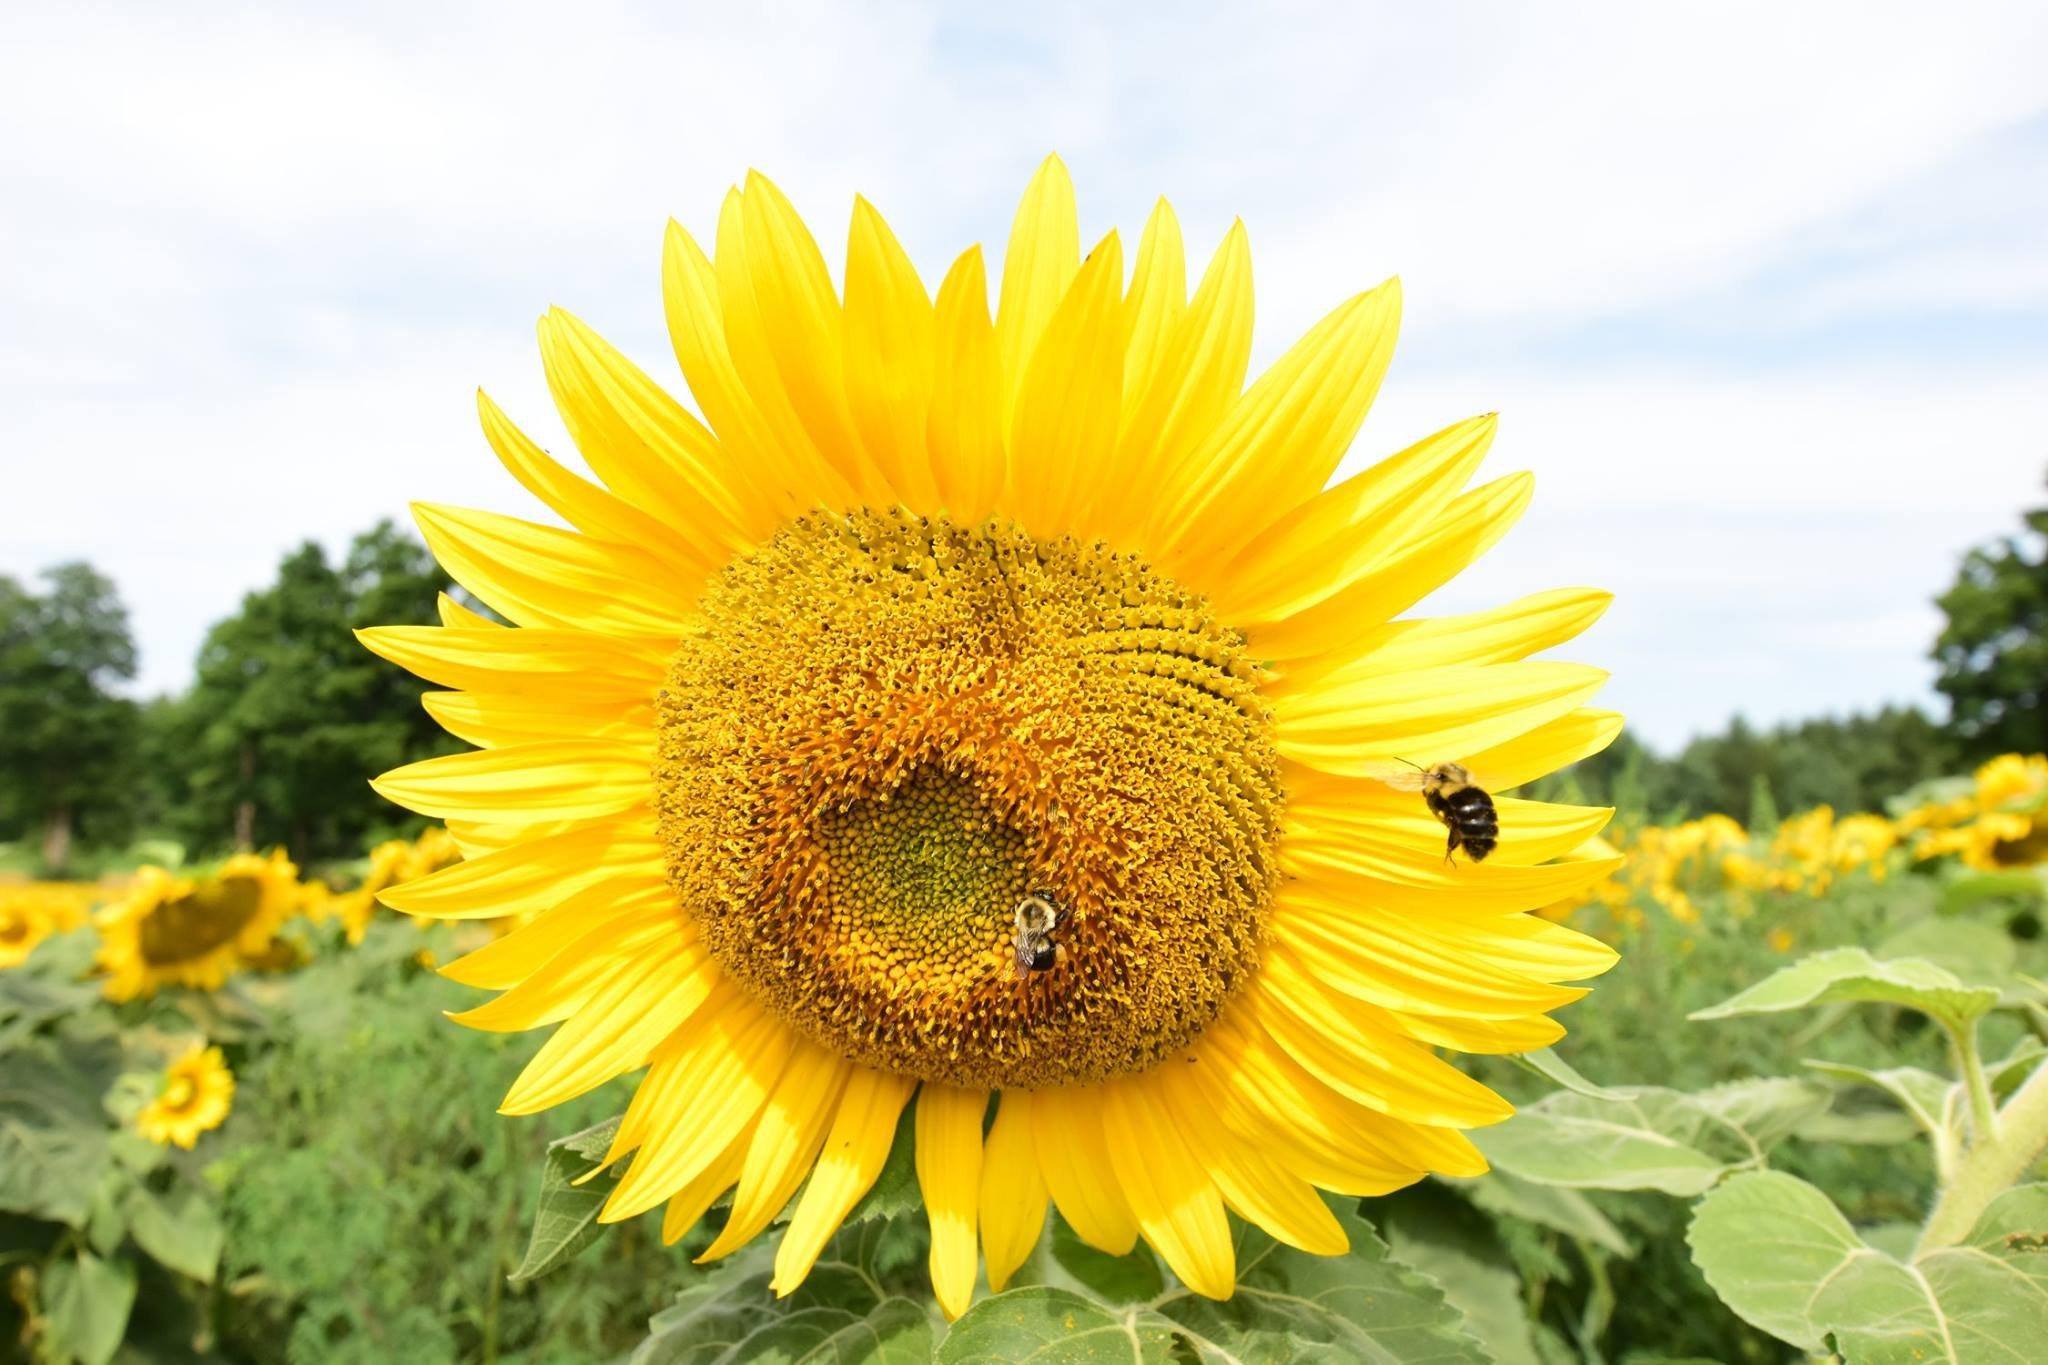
[1685,1076,1833,1150]
[1512,1047,1628,1100]
[0,1033,119,1227]
[1380,1187,1542,1365]
[1687,1172,2048,1361]
[1151,1201,1490,1363]
[1472,1088,1739,1197]
[1450,1170,1633,1259]
[125,1180,224,1282]
[41,1248,137,1365]
[635,1236,932,1365]
[1939,868,2048,916]
[1037,1217,1165,1304]
[1877,918,2017,987]
[1987,1039,2047,1095]
[509,1114,621,1284]
[937,1287,1180,1363]
[1688,948,1998,1031]
[1804,1060,1957,1144]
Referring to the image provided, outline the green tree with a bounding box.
[1933,473,2047,760]
[0,563,140,870]
[170,522,455,860]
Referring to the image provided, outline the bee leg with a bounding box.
[1444,825,1462,866]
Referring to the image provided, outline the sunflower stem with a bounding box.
[1917,1053,2048,1255]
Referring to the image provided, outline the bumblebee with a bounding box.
[1011,890,1060,973]
[1380,760,1498,863]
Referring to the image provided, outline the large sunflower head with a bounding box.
[137,1043,235,1149]
[363,156,1621,1315]
[96,851,299,1001]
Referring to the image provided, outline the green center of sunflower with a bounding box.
[162,1075,197,1111]
[653,509,1284,1089]
[138,875,263,966]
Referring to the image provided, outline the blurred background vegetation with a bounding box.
[4,474,2044,879]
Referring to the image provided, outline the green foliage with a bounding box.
[152,521,458,859]
[1934,471,2048,761]
[0,562,139,868]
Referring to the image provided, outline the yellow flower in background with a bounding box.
[1766,927,1795,954]
[137,1043,235,1149]
[1907,754,2048,870]
[1975,753,2048,813]
[0,881,103,967]
[308,826,465,943]
[360,157,1621,1313]
[95,851,299,1001]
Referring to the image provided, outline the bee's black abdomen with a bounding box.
[1027,939,1056,971]
[1422,784,1494,862]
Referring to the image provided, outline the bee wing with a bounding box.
[1360,759,1430,792]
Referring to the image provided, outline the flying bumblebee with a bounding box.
[1378,760,1498,863]
[1011,890,1061,974]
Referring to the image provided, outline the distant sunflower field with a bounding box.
[6,752,2046,1362]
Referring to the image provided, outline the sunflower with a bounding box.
[137,1043,235,1149]
[1,882,95,968]
[362,157,1621,1315]
[96,851,299,1001]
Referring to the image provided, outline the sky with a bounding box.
[2,1,2045,751]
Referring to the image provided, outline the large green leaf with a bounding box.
[1008,1216,1166,1305]
[1689,948,1998,1032]
[1473,1088,1739,1196]
[1152,1202,1489,1363]
[1939,869,2048,917]
[1688,1172,2048,1361]
[1380,1188,1543,1365]
[125,1180,225,1282]
[1512,1047,1628,1101]
[937,1288,1179,1363]
[1876,919,2016,987]
[41,1248,137,1365]
[0,1033,120,1227]
[1805,1061,1958,1148]
[509,1114,621,1284]
[635,1228,934,1365]
[1450,1171,1633,1259]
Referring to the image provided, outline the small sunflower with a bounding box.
[0,881,100,967]
[137,1044,235,1149]
[363,157,1621,1314]
[96,851,298,1001]
[312,828,466,944]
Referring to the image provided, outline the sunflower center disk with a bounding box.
[137,876,263,966]
[655,509,1284,1089]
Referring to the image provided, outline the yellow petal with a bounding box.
[1275,660,1608,780]
[1158,278,1401,571]
[978,1090,1047,1292]
[1216,414,1495,625]
[994,154,1079,427]
[843,195,938,510]
[1410,913,1621,985]
[771,1068,917,1295]
[916,1083,988,1321]
[740,171,885,500]
[1282,831,1624,916]
[379,821,662,921]
[1299,589,1614,692]
[447,901,679,1032]
[439,881,671,990]
[501,939,713,1115]
[1003,230,1123,538]
[1157,1063,1348,1256]
[355,624,664,698]
[1272,891,1589,1020]
[927,246,1005,522]
[1254,952,1515,1127]
[1394,1011,1566,1054]
[370,739,652,824]
[1249,472,1533,662]
[421,688,653,749]
[603,997,792,1222]
[1119,197,1186,404]
[1102,1075,1234,1299]
[537,309,766,551]
[411,503,690,639]
[1286,775,1613,868]
[436,592,497,630]
[698,1043,850,1261]
[661,1125,750,1246]
[1462,708,1625,791]
[1116,222,1254,550]
[1031,1085,1137,1255]
[476,388,712,580]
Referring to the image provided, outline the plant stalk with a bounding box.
[1947,1020,1998,1147]
[1917,1054,2048,1255]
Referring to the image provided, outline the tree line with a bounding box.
[3,477,2044,872]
